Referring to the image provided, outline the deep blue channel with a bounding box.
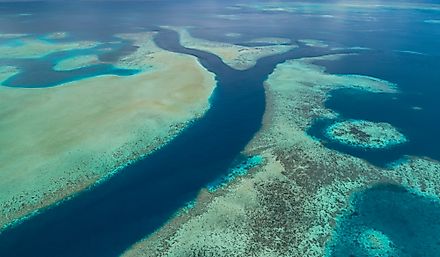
[1,1,440,256]
[0,28,338,257]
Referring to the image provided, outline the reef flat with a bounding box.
[0,35,99,59]
[53,54,101,71]
[122,54,440,257]
[206,155,263,192]
[0,32,216,229]
[326,120,408,149]
[327,184,440,257]
[167,27,296,70]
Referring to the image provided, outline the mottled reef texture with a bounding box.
[0,32,216,229]
[53,54,101,71]
[122,54,440,257]
[166,26,297,70]
[327,184,440,257]
[326,120,407,149]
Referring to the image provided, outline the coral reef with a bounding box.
[53,54,101,71]
[298,39,328,48]
[121,53,440,257]
[359,229,396,256]
[0,36,99,59]
[0,32,216,230]
[326,120,407,149]
[166,26,297,70]
[326,184,440,257]
[207,155,263,192]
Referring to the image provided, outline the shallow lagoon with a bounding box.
[0,37,139,88]
[327,184,440,257]
[1,1,440,257]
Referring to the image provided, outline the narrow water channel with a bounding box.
[0,28,337,257]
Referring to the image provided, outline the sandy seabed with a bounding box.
[166,26,297,70]
[0,36,99,59]
[122,54,440,257]
[53,54,101,71]
[0,32,216,229]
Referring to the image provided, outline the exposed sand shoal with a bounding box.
[0,32,216,229]
[0,38,99,59]
[165,26,297,70]
[122,54,440,257]
[53,54,101,71]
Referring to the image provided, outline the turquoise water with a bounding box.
[0,22,334,256]
[207,155,263,192]
[0,1,439,256]
[0,39,139,88]
[327,184,440,257]
[308,49,440,167]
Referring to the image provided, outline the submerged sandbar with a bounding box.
[166,26,297,70]
[0,66,19,82]
[0,36,99,59]
[53,54,101,71]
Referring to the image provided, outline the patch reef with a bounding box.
[122,54,440,257]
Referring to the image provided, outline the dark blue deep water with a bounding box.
[308,50,440,167]
[0,1,439,256]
